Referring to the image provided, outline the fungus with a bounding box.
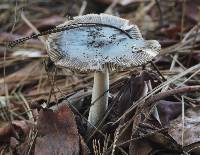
[46,14,161,128]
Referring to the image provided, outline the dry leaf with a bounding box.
[0,120,29,143]
[169,107,200,146]
[157,100,184,126]
[34,105,80,155]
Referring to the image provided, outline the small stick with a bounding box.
[181,96,185,147]
[150,61,166,81]
[78,1,87,16]
[8,23,133,48]
[146,85,200,104]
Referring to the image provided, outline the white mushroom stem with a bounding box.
[88,67,109,127]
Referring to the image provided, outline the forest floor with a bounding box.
[0,0,200,155]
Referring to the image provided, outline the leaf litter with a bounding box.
[0,0,200,155]
[34,105,88,155]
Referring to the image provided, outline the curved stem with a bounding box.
[88,67,109,127]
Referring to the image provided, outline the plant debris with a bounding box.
[0,0,200,155]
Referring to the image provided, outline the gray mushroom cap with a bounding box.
[46,14,161,72]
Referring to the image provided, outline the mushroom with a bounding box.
[46,14,161,127]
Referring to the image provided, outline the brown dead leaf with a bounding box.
[107,71,160,149]
[0,122,12,143]
[80,135,90,155]
[169,106,200,146]
[157,100,184,126]
[0,120,29,143]
[129,123,182,154]
[185,1,200,22]
[10,137,19,149]
[129,139,152,155]
[184,142,200,155]
[160,24,182,40]
[34,105,80,155]
[110,70,160,123]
